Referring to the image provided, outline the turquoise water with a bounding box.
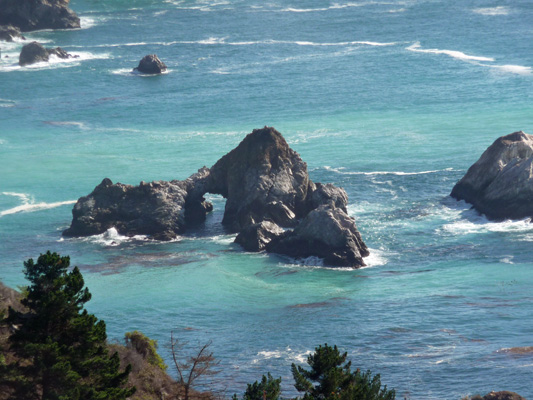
[1,0,533,398]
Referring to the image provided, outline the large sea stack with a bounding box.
[19,41,77,66]
[451,131,533,220]
[64,127,369,268]
[0,0,80,32]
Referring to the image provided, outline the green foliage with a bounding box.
[291,343,395,400]
[125,330,167,371]
[5,251,136,400]
[238,373,282,400]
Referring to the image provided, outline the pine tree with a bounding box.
[237,373,282,400]
[5,251,135,400]
[291,344,395,400]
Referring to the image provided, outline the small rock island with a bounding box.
[64,127,369,268]
[451,131,533,220]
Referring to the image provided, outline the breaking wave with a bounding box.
[473,6,510,16]
[0,192,76,217]
[323,166,455,176]
[406,42,494,62]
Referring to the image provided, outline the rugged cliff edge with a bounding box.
[451,131,533,221]
[0,0,80,32]
[64,127,368,267]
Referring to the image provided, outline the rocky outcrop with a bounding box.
[205,127,311,231]
[65,127,368,267]
[0,0,80,32]
[470,391,527,400]
[0,25,26,42]
[451,131,533,220]
[134,55,167,74]
[269,204,369,267]
[19,41,77,66]
[63,172,212,241]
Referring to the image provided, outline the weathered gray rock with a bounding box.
[0,25,26,42]
[63,176,211,241]
[134,54,167,74]
[451,131,533,220]
[268,204,369,267]
[0,0,80,32]
[205,127,311,231]
[19,41,77,66]
[235,221,285,252]
[65,127,369,267]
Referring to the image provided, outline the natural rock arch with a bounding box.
[64,127,369,268]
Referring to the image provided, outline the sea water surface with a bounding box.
[1,0,532,398]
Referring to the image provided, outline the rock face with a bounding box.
[134,55,167,74]
[206,127,311,231]
[63,169,212,241]
[0,0,80,32]
[451,131,533,220]
[65,127,368,267]
[19,41,77,66]
[0,25,26,42]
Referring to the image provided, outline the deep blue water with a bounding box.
[1,1,533,398]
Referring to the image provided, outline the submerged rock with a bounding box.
[19,41,77,66]
[0,0,80,32]
[65,127,368,267]
[0,25,26,42]
[451,131,533,220]
[134,54,167,74]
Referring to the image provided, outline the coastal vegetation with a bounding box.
[0,252,399,400]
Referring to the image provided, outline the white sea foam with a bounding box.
[43,121,88,129]
[440,208,533,235]
[0,98,16,108]
[0,192,76,217]
[362,248,389,268]
[79,16,97,29]
[208,234,237,244]
[85,227,149,246]
[323,166,455,176]
[252,347,312,364]
[111,68,170,76]
[0,51,111,73]
[406,42,494,62]
[487,64,532,76]
[278,2,396,13]
[473,6,510,16]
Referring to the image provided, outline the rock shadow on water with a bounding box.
[286,297,351,309]
[78,251,197,275]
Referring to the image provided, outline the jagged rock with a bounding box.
[235,221,285,252]
[451,131,533,220]
[268,204,369,268]
[65,127,369,267]
[134,54,167,74]
[0,0,80,32]
[19,41,77,66]
[0,25,26,42]
[206,127,311,231]
[63,177,211,241]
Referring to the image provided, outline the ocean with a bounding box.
[1,0,532,398]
